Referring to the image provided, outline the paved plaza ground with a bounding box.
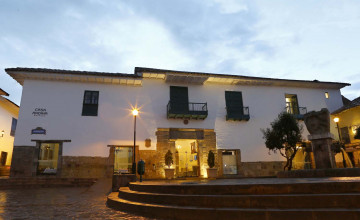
[0,178,153,220]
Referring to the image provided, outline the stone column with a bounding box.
[308,133,336,169]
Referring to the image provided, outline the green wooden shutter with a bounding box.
[225,91,244,119]
[170,86,189,113]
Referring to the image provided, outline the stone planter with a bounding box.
[164,168,175,179]
[207,168,217,178]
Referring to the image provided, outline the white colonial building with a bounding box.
[5,67,348,178]
[0,88,19,175]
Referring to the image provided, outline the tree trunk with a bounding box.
[284,159,290,170]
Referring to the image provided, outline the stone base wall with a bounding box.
[240,161,286,177]
[61,156,112,178]
[139,150,162,179]
[10,146,38,177]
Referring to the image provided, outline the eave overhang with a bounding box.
[136,67,350,89]
[0,88,9,96]
[5,68,143,86]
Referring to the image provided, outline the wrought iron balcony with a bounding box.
[285,105,307,120]
[226,107,250,121]
[167,101,208,120]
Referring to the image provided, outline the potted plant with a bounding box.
[207,150,217,178]
[164,150,175,179]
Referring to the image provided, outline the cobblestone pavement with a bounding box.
[0,179,153,220]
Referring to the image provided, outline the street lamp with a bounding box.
[132,109,138,174]
[333,117,341,141]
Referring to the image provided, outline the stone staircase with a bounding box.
[107,180,360,220]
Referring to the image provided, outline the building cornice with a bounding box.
[135,67,350,89]
[5,68,142,86]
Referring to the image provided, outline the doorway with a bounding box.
[0,151,7,166]
[37,143,60,175]
[175,140,199,177]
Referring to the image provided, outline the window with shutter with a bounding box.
[169,86,189,114]
[82,91,99,116]
[225,91,249,121]
[10,117,17,136]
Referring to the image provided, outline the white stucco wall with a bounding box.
[14,78,344,162]
[0,99,18,165]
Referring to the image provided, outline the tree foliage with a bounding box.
[207,150,215,168]
[165,150,173,168]
[262,112,303,170]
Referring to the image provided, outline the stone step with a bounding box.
[119,187,360,209]
[107,192,360,220]
[129,181,360,195]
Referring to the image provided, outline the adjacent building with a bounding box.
[332,96,360,167]
[5,67,349,178]
[0,88,19,176]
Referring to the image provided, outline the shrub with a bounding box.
[207,150,215,168]
[165,150,173,169]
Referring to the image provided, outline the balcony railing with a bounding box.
[285,105,307,120]
[226,107,250,121]
[167,101,208,119]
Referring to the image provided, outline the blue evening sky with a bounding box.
[1,0,360,105]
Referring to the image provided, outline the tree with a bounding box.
[261,112,303,170]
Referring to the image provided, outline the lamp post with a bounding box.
[334,117,341,141]
[334,116,346,167]
[132,109,138,174]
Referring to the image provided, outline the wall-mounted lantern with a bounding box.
[1,130,4,137]
[145,138,151,148]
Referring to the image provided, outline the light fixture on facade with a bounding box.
[352,126,359,134]
[1,130,4,137]
[333,117,341,141]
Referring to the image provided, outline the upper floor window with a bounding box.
[82,91,99,116]
[285,94,299,115]
[325,92,329,99]
[10,117,17,136]
[167,86,208,120]
[225,91,250,121]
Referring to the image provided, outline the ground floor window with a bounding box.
[37,143,60,174]
[222,150,237,175]
[114,146,133,174]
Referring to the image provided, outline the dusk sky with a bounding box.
[1,0,360,105]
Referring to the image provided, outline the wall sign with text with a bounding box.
[32,108,48,117]
[31,127,46,135]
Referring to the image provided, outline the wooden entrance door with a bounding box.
[0,151,8,166]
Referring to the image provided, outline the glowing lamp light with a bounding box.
[132,109,139,116]
[333,117,339,123]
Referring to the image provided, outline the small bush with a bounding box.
[165,150,173,168]
[207,150,215,168]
